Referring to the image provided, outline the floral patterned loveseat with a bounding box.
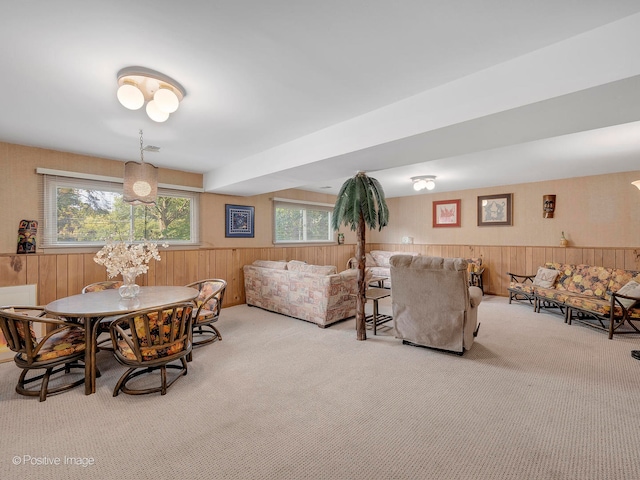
[243,260,358,327]
[508,263,640,338]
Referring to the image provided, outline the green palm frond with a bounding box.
[332,172,389,341]
[332,172,389,232]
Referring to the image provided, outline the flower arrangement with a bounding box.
[94,240,168,278]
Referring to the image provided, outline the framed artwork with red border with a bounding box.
[433,199,461,228]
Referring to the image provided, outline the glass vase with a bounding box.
[119,271,140,299]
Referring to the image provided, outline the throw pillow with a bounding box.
[615,281,640,309]
[305,265,337,275]
[252,260,288,270]
[532,267,559,288]
[365,253,376,267]
[286,260,307,272]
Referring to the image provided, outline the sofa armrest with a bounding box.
[610,291,640,310]
[506,272,536,284]
[469,286,483,307]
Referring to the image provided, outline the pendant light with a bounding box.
[123,130,158,206]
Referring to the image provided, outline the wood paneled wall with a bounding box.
[369,243,640,295]
[0,245,357,307]
[1,244,639,306]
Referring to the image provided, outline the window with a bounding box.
[43,175,199,247]
[273,198,334,244]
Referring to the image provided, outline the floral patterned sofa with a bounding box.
[347,250,419,288]
[243,260,358,327]
[508,263,640,338]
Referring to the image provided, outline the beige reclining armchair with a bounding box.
[390,255,483,354]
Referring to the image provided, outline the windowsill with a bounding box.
[273,241,337,246]
[38,244,202,254]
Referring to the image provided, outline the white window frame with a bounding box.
[272,197,335,245]
[42,174,199,248]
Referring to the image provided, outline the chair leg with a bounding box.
[16,363,84,401]
[113,367,136,397]
[161,366,167,395]
[192,324,222,346]
[211,325,222,341]
[114,360,189,396]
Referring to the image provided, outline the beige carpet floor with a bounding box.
[1,295,640,480]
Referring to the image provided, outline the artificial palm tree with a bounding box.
[332,172,389,340]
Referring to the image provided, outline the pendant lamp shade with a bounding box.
[123,130,158,205]
[123,161,158,205]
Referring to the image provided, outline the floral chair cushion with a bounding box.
[535,287,571,304]
[509,282,535,294]
[83,281,123,293]
[117,339,185,361]
[20,327,86,362]
[565,265,612,299]
[2,307,38,343]
[131,309,184,347]
[194,282,224,323]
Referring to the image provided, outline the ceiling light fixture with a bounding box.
[116,67,186,122]
[632,180,640,190]
[411,175,436,191]
[123,130,158,206]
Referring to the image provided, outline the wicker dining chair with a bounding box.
[185,278,227,347]
[82,280,124,350]
[109,302,194,396]
[0,306,87,401]
[81,280,123,293]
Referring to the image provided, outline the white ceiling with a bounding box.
[1,1,640,198]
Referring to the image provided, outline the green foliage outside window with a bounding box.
[44,176,197,246]
[274,203,332,243]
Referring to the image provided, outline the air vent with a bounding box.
[143,145,160,152]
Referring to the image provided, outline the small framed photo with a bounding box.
[477,194,513,226]
[225,204,255,238]
[433,199,461,228]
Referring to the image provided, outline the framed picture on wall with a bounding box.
[225,204,255,238]
[433,199,461,228]
[477,193,513,226]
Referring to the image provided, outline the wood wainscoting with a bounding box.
[0,245,357,307]
[369,244,640,296]
[1,244,638,306]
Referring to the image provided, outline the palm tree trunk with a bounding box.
[355,212,367,341]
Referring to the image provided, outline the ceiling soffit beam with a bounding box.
[204,12,640,194]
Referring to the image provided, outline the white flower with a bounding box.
[94,241,167,278]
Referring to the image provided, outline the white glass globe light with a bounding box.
[154,88,180,113]
[146,100,170,122]
[117,83,144,110]
[425,179,436,190]
[413,179,427,191]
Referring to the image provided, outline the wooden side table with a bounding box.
[368,275,389,288]
[364,287,392,335]
[470,268,484,294]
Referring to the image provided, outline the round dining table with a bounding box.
[45,286,199,395]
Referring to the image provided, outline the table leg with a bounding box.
[373,299,379,335]
[84,317,101,395]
